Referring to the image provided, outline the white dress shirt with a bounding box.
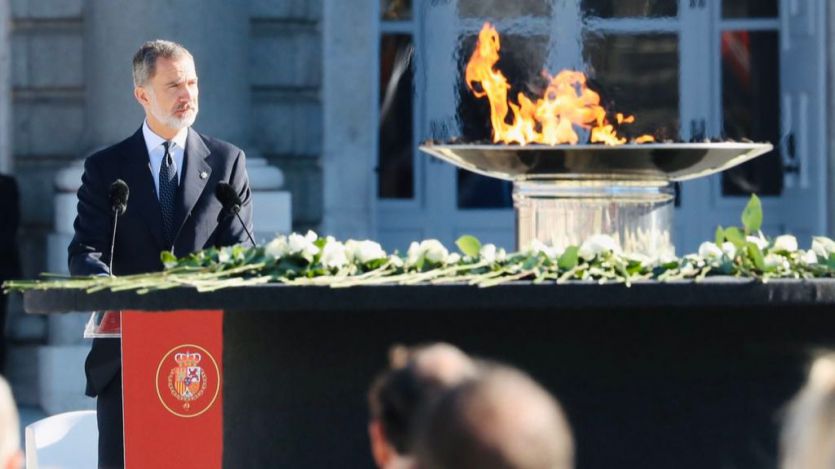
[142,120,187,198]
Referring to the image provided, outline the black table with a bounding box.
[24,279,835,469]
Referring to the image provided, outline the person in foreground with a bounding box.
[367,343,478,468]
[780,353,835,469]
[0,377,21,469]
[413,364,574,469]
[68,39,253,468]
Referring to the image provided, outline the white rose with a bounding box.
[407,241,422,266]
[812,237,835,259]
[447,253,461,265]
[746,235,768,250]
[346,240,387,264]
[698,242,723,261]
[218,247,231,263]
[496,248,507,262]
[801,249,818,265]
[389,255,404,268]
[422,239,449,264]
[320,238,349,269]
[287,231,319,261]
[579,234,620,261]
[530,240,564,259]
[764,253,789,270]
[720,242,736,259]
[773,235,798,253]
[264,235,288,259]
[286,233,307,254]
[479,244,497,263]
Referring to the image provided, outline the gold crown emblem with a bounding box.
[174,351,202,367]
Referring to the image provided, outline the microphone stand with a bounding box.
[236,210,256,247]
[109,206,120,276]
[221,205,257,247]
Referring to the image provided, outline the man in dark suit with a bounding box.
[0,175,21,375]
[68,40,254,468]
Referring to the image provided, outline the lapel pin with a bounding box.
[199,171,208,180]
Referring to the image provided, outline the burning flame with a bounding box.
[465,22,655,146]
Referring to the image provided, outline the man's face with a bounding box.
[137,54,199,131]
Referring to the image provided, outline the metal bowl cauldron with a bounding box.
[419,142,773,256]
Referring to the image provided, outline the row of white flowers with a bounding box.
[252,229,835,280]
[264,231,389,267]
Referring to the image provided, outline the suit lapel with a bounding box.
[122,128,166,249]
[172,129,212,245]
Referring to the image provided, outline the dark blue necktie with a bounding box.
[159,141,178,245]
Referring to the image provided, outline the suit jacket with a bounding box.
[0,175,21,282]
[68,126,254,396]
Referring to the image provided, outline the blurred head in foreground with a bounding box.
[781,353,835,469]
[367,343,478,468]
[0,377,21,469]
[413,365,574,469]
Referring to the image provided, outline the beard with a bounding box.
[148,89,198,130]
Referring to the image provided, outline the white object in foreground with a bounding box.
[25,410,97,469]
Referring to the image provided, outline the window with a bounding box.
[719,2,782,196]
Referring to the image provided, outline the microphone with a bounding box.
[214,181,256,247]
[215,182,242,217]
[108,179,129,275]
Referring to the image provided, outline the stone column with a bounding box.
[321,0,376,239]
[40,0,291,413]
[85,0,249,148]
[829,4,835,234]
[0,0,10,173]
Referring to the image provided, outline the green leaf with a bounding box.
[232,244,246,259]
[160,250,177,268]
[827,253,835,270]
[741,194,763,234]
[455,235,482,258]
[558,246,579,270]
[522,256,540,270]
[724,227,745,247]
[714,226,724,245]
[364,258,387,271]
[746,242,766,271]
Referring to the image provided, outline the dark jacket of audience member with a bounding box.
[0,175,21,374]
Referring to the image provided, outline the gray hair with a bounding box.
[132,40,192,87]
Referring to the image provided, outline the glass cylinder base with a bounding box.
[513,180,675,258]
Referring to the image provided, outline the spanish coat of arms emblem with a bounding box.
[167,351,208,407]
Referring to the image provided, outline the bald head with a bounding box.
[414,366,573,469]
[368,343,478,461]
[409,343,477,387]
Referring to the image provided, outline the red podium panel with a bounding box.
[122,310,224,469]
